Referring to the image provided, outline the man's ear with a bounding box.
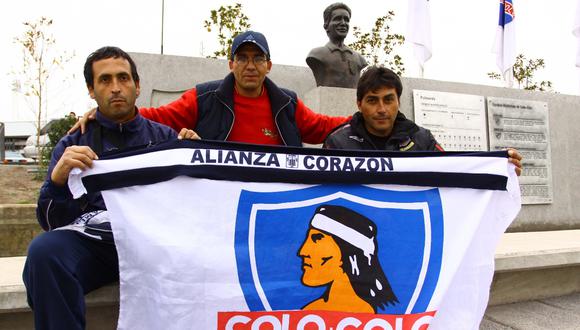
[356,100,362,112]
[135,81,141,98]
[87,85,95,99]
[228,60,234,71]
[266,61,272,73]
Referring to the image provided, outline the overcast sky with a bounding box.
[2,0,579,123]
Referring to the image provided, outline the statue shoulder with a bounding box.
[353,50,368,66]
[307,46,329,60]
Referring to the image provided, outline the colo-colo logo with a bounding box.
[218,310,435,330]
[190,149,394,172]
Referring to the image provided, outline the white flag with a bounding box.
[69,141,521,330]
[408,0,433,74]
[574,0,580,93]
[574,0,580,67]
[492,0,516,87]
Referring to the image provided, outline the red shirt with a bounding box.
[140,86,349,145]
[227,88,282,145]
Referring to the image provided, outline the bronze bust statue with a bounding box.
[306,3,368,88]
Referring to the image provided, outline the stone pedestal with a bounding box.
[303,86,357,117]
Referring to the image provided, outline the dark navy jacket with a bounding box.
[36,109,176,231]
[323,112,441,151]
[194,73,302,146]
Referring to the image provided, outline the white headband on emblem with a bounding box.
[310,212,375,264]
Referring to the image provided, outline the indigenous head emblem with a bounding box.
[298,205,398,313]
[234,185,443,315]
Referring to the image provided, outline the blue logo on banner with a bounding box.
[234,185,443,314]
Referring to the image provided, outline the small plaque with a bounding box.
[413,90,487,151]
[487,97,553,204]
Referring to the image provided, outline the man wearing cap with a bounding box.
[74,31,349,146]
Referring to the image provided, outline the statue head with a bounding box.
[323,3,352,42]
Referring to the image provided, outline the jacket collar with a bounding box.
[351,111,420,143]
[325,41,353,54]
[96,107,144,133]
[216,72,292,115]
[215,73,236,111]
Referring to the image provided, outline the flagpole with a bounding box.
[574,0,580,94]
[160,0,165,55]
[493,0,516,88]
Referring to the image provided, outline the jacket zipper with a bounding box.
[274,98,292,146]
[220,98,236,141]
[46,199,54,231]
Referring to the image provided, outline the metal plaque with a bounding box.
[413,90,487,151]
[487,97,553,204]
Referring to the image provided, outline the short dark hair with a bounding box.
[323,2,351,28]
[357,66,403,102]
[84,46,139,88]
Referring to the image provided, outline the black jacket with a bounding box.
[194,73,302,146]
[323,112,442,151]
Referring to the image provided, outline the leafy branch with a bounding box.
[203,3,251,59]
[348,11,406,76]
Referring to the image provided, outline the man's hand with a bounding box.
[67,108,97,134]
[51,146,98,186]
[177,128,201,140]
[507,148,522,177]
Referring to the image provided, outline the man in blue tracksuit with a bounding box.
[22,46,177,329]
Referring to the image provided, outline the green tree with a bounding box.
[348,11,406,76]
[12,17,73,166]
[38,114,77,179]
[488,54,554,92]
[204,3,251,59]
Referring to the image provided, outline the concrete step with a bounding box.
[1,230,579,329]
[489,230,580,306]
[0,256,119,329]
[481,292,580,330]
[0,204,40,257]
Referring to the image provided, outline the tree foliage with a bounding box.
[488,54,553,92]
[204,3,251,59]
[38,114,77,179]
[348,11,406,76]
[12,17,73,166]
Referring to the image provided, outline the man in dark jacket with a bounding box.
[324,66,442,151]
[23,47,177,330]
[324,66,522,175]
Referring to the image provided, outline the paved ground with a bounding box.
[481,293,580,330]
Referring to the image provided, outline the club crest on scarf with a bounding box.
[224,185,444,328]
